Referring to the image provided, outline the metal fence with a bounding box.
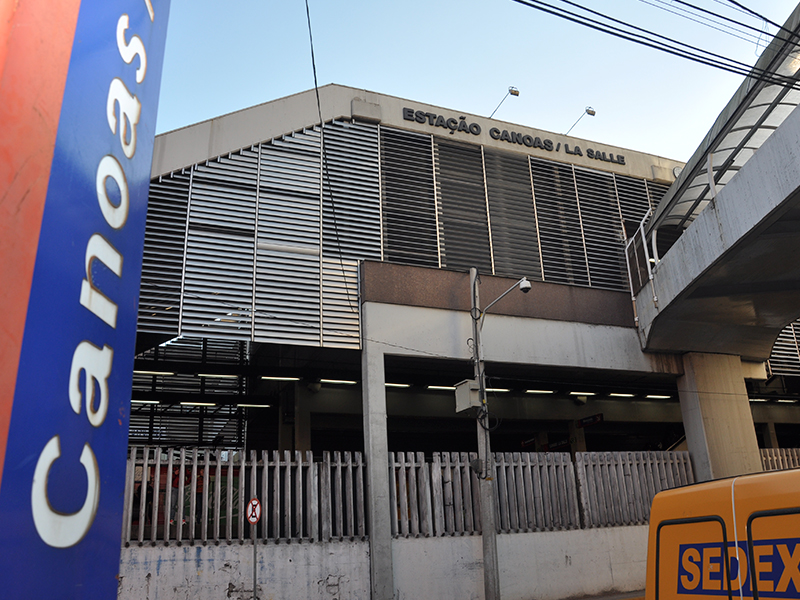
[575,451,694,528]
[762,447,800,471]
[388,452,581,538]
[123,447,800,545]
[123,447,365,545]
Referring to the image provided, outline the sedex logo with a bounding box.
[678,540,800,598]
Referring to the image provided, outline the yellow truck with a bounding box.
[645,469,800,600]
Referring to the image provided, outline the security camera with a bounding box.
[519,277,531,293]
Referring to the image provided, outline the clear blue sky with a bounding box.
[155,0,799,162]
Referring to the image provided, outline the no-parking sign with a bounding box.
[247,498,262,525]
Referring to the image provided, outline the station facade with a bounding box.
[133,84,800,461]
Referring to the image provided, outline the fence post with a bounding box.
[388,452,398,537]
[320,451,331,542]
[355,453,366,539]
[122,447,135,544]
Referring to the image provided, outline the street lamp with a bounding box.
[489,86,520,119]
[564,106,596,136]
[468,267,531,600]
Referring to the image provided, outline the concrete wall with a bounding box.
[393,527,648,600]
[118,541,371,600]
[152,84,682,181]
[119,526,648,600]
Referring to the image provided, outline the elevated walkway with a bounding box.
[635,104,800,361]
[630,4,800,361]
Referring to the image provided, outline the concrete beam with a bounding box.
[362,301,681,375]
[305,388,688,422]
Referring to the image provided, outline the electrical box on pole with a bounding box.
[455,379,481,412]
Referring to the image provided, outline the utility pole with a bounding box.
[470,267,501,600]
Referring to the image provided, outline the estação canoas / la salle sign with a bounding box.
[401,107,626,165]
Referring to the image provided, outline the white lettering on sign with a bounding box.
[96,155,130,229]
[32,5,154,548]
[106,78,141,159]
[69,341,113,427]
[79,234,123,328]
[116,15,147,83]
[31,438,99,548]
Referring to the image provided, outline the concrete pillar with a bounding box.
[763,421,780,449]
[677,352,763,481]
[534,430,549,452]
[361,336,394,600]
[294,384,312,452]
[569,420,587,455]
[278,386,294,452]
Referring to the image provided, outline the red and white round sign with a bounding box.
[246,498,261,525]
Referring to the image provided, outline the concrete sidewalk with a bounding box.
[574,590,645,600]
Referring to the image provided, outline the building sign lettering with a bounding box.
[402,106,625,165]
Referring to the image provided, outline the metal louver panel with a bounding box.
[614,174,652,239]
[322,121,381,260]
[768,322,800,376]
[574,167,628,291]
[137,335,247,364]
[434,139,492,273]
[138,171,190,334]
[133,337,247,400]
[181,152,257,339]
[380,127,439,267]
[646,181,670,211]
[129,405,243,447]
[255,129,321,345]
[530,157,589,287]
[484,148,542,280]
[132,372,200,396]
[322,258,360,348]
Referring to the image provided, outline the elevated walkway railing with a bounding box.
[122,447,795,545]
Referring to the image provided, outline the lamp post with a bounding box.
[469,267,531,600]
[564,106,596,136]
[489,86,520,119]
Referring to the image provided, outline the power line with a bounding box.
[712,0,751,19]
[638,0,766,45]
[511,0,800,90]
[724,0,786,32]
[304,0,359,314]
[515,0,791,81]
[669,0,777,38]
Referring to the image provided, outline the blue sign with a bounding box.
[0,0,170,597]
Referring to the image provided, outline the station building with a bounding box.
[132,83,800,459]
[122,67,800,597]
